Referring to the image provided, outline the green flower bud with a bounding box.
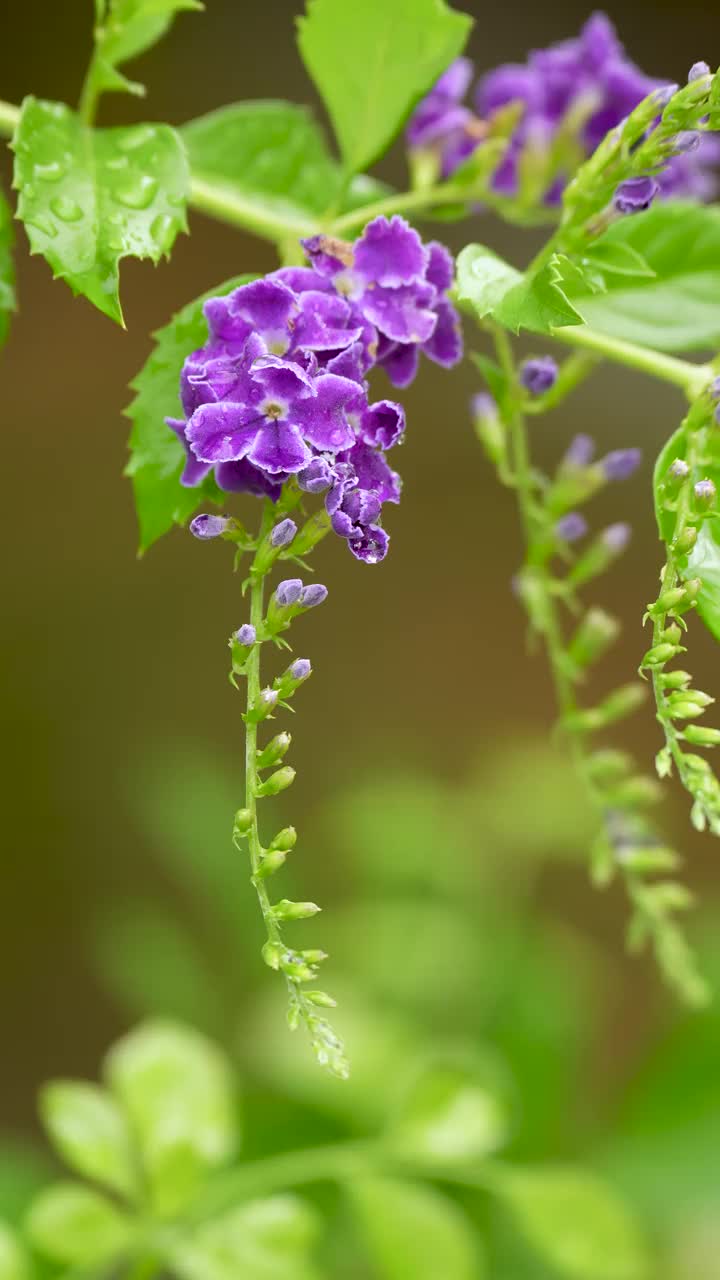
[281,955,317,982]
[254,850,287,879]
[661,623,683,645]
[672,688,714,708]
[568,607,620,667]
[270,826,297,852]
[673,526,698,554]
[257,731,292,769]
[660,669,692,689]
[641,642,681,667]
[649,587,689,616]
[681,576,702,604]
[684,725,720,746]
[255,766,296,798]
[305,991,337,1008]
[233,808,253,838]
[299,949,328,964]
[246,687,279,723]
[272,899,322,921]
[471,393,506,468]
[274,658,312,700]
[667,700,705,720]
[585,749,633,783]
[262,940,284,971]
[613,776,662,807]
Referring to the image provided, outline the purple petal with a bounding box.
[298,457,333,494]
[348,524,389,564]
[167,417,213,487]
[205,278,297,353]
[354,216,429,287]
[292,373,362,452]
[425,241,455,293]
[215,458,285,500]
[360,400,405,450]
[186,402,261,465]
[291,290,363,353]
[273,265,333,294]
[422,297,463,368]
[346,442,401,504]
[326,341,369,385]
[378,343,420,388]
[251,355,317,401]
[361,281,437,345]
[249,421,312,474]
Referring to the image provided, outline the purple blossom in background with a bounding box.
[602,448,642,480]
[406,12,719,205]
[520,356,559,395]
[556,512,589,543]
[602,522,632,553]
[171,218,463,565]
[563,434,596,467]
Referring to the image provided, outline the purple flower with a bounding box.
[406,57,479,178]
[688,61,711,82]
[289,659,312,681]
[602,448,641,480]
[275,579,303,607]
[520,356,559,395]
[471,392,497,421]
[602,522,631,552]
[695,478,716,506]
[614,176,659,214]
[270,518,297,548]
[189,513,231,539]
[299,584,328,608]
[668,459,689,480]
[235,624,257,645]
[556,512,588,543]
[563,434,596,467]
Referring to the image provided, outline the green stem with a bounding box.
[550,323,714,401]
[189,175,321,240]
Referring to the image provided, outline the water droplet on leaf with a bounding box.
[50,195,83,222]
[114,175,158,210]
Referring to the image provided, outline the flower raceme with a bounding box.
[407,12,720,206]
[170,216,462,564]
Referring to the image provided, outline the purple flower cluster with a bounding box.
[407,12,719,205]
[170,217,462,564]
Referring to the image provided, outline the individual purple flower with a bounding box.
[299,584,328,608]
[614,176,659,214]
[563,434,596,467]
[556,512,589,543]
[602,448,641,480]
[668,459,690,480]
[405,57,480,177]
[289,659,312,681]
[688,61,711,82]
[270,518,297,548]
[235,624,257,646]
[695,478,716,506]
[275,579,303,607]
[189,513,231,539]
[520,356,559,395]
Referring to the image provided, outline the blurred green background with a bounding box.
[2,0,720,1275]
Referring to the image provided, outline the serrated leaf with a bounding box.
[125,274,251,551]
[653,423,720,643]
[104,1021,237,1215]
[347,1177,481,1280]
[0,191,15,348]
[25,1183,132,1267]
[491,1167,650,1280]
[171,1196,321,1280]
[584,240,654,280]
[13,99,188,324]
[455,244,583,335]
[297,0,472,174]
[94,0,203,98]
[39,1081,137,1199]
[562,202,720,351]
[0,1224,28,1280]
[182,101,388,239]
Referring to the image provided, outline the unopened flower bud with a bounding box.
[661,623,683,645]
[642,642,681,667]
[556,512,588,543]
[569,607,620,667]
[670,688,714,709]
[649,586,689,615]
[270,826,297,852]
[305,991,337,1008]
[274,659,312,700]
[668,700,706,720]
[684,724,720,746]
[247,687,278,723]
[602,448,641,481]
[471,393,506,467]
[233,808,253,837]
[520,356,558,396]
[298,458,332,494]
[234,624,256,646]
[614,176,659,214]
[190,513,231,539]
[272,899,321,921]
[650,84,678,109]
[270,517,297,548]
[256,732,291,769]
[299,584,328,608]
[688,61,711,82]
[563,433,596,468]
[262,940,284,970]
[256,766,296,797]
[667,458,690,486]
[290,658,311,681]
[275,579,303,607]
[694,478,716,509]
[660,669,692,689]
[254,849,287,878]
[673,526,698,554]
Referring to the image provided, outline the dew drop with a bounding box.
[116,124,157,153]
[34,160,65,182]
[114,175,158,210]
[150,212,176,252]
[50,195,83,222]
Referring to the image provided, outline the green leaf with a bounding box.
[25,1183,132,1266]
[0,191,15,348]
[93,0,203,98]
[490,1167,650,1280]
[563,202,720,351]
[348,1177,481,1280]
[125,274,250,552]
[386,1054,510,1164]
[182,101,387,239]
[653,424,720,642]
[39,1081,137,1199]
[104,1021,237,1215]
[13,98,189,324]
[0,1223,28,1280]
[455,244,583,335]
[171,1196,321,1280]
[297,0,472,174]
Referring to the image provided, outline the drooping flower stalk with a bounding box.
[474,325,709,1005]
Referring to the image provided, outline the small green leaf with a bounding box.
[13,98,189,324]
[385,1055,510,1163]
[26,1182,132,1267]
[0,191,15,348]
[0,1223,28,1280]
[584,240,654,279]
[39,1081,137,1199]
[455,244,583,335]
[94,0,203,98]
[563,201,720,351]
[490,1166,650,1280]
[104,1021,237,1215]
[653,424,720,642]
[297,0,472,174]
[182,101,387,238]
[171,1196,321,1280]
[125,274,251,552]
[348,1177,481,1280]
